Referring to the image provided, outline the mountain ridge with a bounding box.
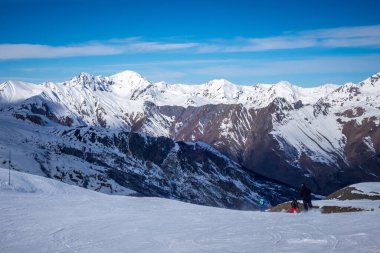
[0,70,379,197]
[1,70,344,108]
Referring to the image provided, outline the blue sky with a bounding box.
[1,0,380,86]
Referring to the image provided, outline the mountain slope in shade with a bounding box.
[0,71,379,195]
[0,113,297,209]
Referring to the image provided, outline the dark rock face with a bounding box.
[340,118,380,183]
[159,103,252,164]
[51,127,297,209]
[7,96,77,127]
[158,103,317,193]
[155,101,380,195]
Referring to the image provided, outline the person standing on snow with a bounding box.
[300,183,313,211]
[259,196,268,211]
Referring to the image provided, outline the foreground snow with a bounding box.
[1,169,380,253]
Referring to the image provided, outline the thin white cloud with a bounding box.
[0,44,122,60]
[1,24,379,60]
[0,40,198,60]
[190,55,380,78]
[300,25,380,39]
[197,24,380,53]
[124,42,198,52]
[224,37,316,52]
[4,54,380,85]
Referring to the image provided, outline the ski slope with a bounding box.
[1,168,380,253]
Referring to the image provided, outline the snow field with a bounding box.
[1,169,380,253]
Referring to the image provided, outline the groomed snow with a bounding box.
[1,169,380,253]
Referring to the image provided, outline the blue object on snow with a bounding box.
[259,197,267,209]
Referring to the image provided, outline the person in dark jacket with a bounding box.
[300,183,313,211]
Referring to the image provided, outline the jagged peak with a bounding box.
[78,72,92,78]
[333,82,361,95]
[359,72,380,87]
[62,72,113,93]
[338,82,359,90]
[67,72,95,84]
[154,81,168,89]
[71,72,94,81]
[369,72,380,79]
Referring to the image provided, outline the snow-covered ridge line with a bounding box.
[0,69,360,108]
[1,70,379,109]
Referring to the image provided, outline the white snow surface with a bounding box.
[351,182,380,197]
[1,169,380,253]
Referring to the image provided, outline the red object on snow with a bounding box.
[290,207,297,213]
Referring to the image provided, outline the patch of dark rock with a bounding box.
[26,114,45,125]
[321,206,367,213]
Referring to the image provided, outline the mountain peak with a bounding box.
[67,72,96,87]
[110,70,145,82]
[78,72,92,78]
[274,81,294,87]
[360,72,380,87]
[109,70,152,98]
[154,81,168,89]
[68,72,94,83]
[206,79,233,87]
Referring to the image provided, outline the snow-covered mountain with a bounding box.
[0,71,379,197]
[0,70,338,110]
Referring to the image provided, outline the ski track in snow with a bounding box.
[1,169,380,253]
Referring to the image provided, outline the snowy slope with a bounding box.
[0,80,45,104]
[271,72,380,167]
[351,182,380,197]
[1,169,380,253]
